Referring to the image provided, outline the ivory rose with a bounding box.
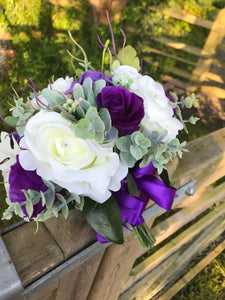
[112,66,183,141]
[19,111,128,203]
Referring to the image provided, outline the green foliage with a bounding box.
[111,45,140,71]
[116,131,151,168]
[140,131,187,174]
[83,196,124,244]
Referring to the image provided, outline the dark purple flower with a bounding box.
[96,86,144,136]
[9,156,47,218]
[65,70,112,95]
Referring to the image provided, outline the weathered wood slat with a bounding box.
[2,222,65,287]
[170,128,225,190]
[119,201,225,300]
[52,251,105,300]
[144,57,192,80]
[87,218,156,300]
[134,215,225,300]
[138,180,225,259]
[163,8,222,31]
[148,7,223,31]
[44,209,96,259]
[157,238,225,300]
[141,46,197,66]
[151,36,210,57]
[191,9,225,81]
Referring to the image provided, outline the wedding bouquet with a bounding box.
[0,16,198,247]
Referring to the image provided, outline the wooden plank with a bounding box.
[2,222,65,286]
[158,239,225,300]
[31,282,59,300]
[170,127,225,190]
[152,36,211,57]
[120,200,225,297]
[163,8,223,31]
[119,202,225,300]
[134,216,225,300]
[142,46,197,66]
[53,251,105,300]
[87,218,156,300]
[201,85,225,98]
[138,180,225,258]
[148,7,224,31]
[192,9,225,81]
[144,57,192,80]
[44,209,96,259]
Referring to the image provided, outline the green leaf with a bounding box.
[130,145,144,160]
[99,108,111,132]
[93,80,106,98]
[92,115,105,132]
[82,78,97,107]
[26,200,33,218]
[72,83,85,100]
[83,196,124,244]
[2,210,13,220]
[116,136,131,152]
[120,151,136,168]
[126,172,139,197]
[85,106,98,122]
[42,88,65,107]
[4,116,19,125]
[61,205,69,219]
[116,45,140,71]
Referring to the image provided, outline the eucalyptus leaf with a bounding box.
[116,136,131,152]
[83,196,124,244]
[130,145,143,160]
[72,83,85,100]
[61,205,69,219]
[93,80,106,98]
[99,108,111,132]
[82,78,97,107]
[120,151,136,168]
[42,88,65,107]
[4,116,19,125]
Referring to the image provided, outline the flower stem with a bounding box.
[134,222,156,248]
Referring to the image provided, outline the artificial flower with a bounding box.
[96,85,144,136]
[19,110,128,203]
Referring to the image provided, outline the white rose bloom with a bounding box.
[48,76,73,93]
[112,66,183,141]
[31,76,73,109]
[19,111,128,203]
[112,65,141,91]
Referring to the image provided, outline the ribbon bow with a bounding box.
[96,162,176,243]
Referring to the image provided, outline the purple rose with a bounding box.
[9,156,47,218]
[96,86,144,136]
[65,70,112,95]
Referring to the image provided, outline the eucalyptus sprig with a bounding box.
[169,92,200,133]
[5,97,35,136]
[116,131,151,168]
[140,131,187,173]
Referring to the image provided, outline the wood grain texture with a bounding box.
[44,209,96,259]
[54,250,105,300]
[138,181,225,258]
[31,282,59,300]
[87,218,155,300]
[158,239,225,300]
[119,201,225,300]
[2,222,64,286]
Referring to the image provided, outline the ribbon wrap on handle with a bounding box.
[96,162,176,243]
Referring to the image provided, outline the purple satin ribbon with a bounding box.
[96,162,176,243]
